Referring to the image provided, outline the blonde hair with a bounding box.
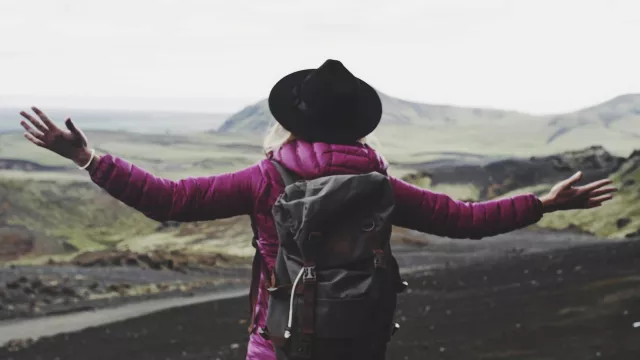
[262,122,381,155]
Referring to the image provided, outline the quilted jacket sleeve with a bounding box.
[390,176,544,239]
[89,154,259,222]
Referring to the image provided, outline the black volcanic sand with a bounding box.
[2,239,640,360]
[0,265,251,321]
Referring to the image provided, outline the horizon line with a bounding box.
[1,92,639,117]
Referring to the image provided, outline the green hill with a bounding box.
[216,93,640,160]
[529,150,640,239]
[1,92,639,264]
[216,92,539,134]
[2,140,637,265]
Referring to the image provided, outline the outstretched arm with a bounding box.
[389,171,616,240]
[19,106,258,222]
[89,154,258,222]
[390,177,543,239]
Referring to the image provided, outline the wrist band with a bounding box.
[78,148,96,170]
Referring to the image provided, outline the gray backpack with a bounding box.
[254,160,408,360]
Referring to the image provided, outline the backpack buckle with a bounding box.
[302,265,316,284]
[391,322,400,336]
[373,250,386,268]
[397,280,409,293]
[258,326,270,340]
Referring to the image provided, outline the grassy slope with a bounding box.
[2,127,638,265]
[0,175,256,263]
[1,97,638,263]
[0,130,264,179]
[0,130,262,263]
[407,175,482,202]
[499,153,640,239]
[1,177,158,251]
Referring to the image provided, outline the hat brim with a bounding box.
[268,69,382,143]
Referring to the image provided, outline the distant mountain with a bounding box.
[0,108,229,135]
[215,93,640,151]
[546,94,640,143]
[217,100,272,134]
[215,92,540,135]
[549,94,640,128]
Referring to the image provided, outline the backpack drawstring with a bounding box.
[285,267,305,339]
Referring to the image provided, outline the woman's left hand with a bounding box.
[539,171,617,213]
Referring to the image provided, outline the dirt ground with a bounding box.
[1,236,639,360]
[0,263,251,321]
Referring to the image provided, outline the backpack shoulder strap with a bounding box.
[247,160,299,334]
[270,159,300,187]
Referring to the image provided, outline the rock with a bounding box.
[5,281,20,290]
[40,285,60,296]
[30,278,43,289]
[626,229,640,239]
[107,284,128,295]
[61,286,77,297]
[617,218,631,229]
[70,249,231,272]
[5,338,35,352]
[22,286,34,295]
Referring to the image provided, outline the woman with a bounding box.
[19,59,616,360]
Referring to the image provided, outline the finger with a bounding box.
[31,106,59,131]
[24,132,47,148]
[589,186,618,197]
[20,111,49,132]
[20,120,44,138]
[561,171,583,188]
[586,195,614,208]
[586,202,602,209]
[65,118,80,135]
[590,194,614,203]
[581,178,614,193]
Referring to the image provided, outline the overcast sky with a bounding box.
[1,0,639,114]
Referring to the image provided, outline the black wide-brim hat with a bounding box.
[268,59,382,144]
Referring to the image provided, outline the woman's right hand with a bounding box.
[19,106,94,167]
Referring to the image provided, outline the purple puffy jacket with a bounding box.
[89,139,543,359]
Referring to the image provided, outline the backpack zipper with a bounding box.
[285,266,305,339]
